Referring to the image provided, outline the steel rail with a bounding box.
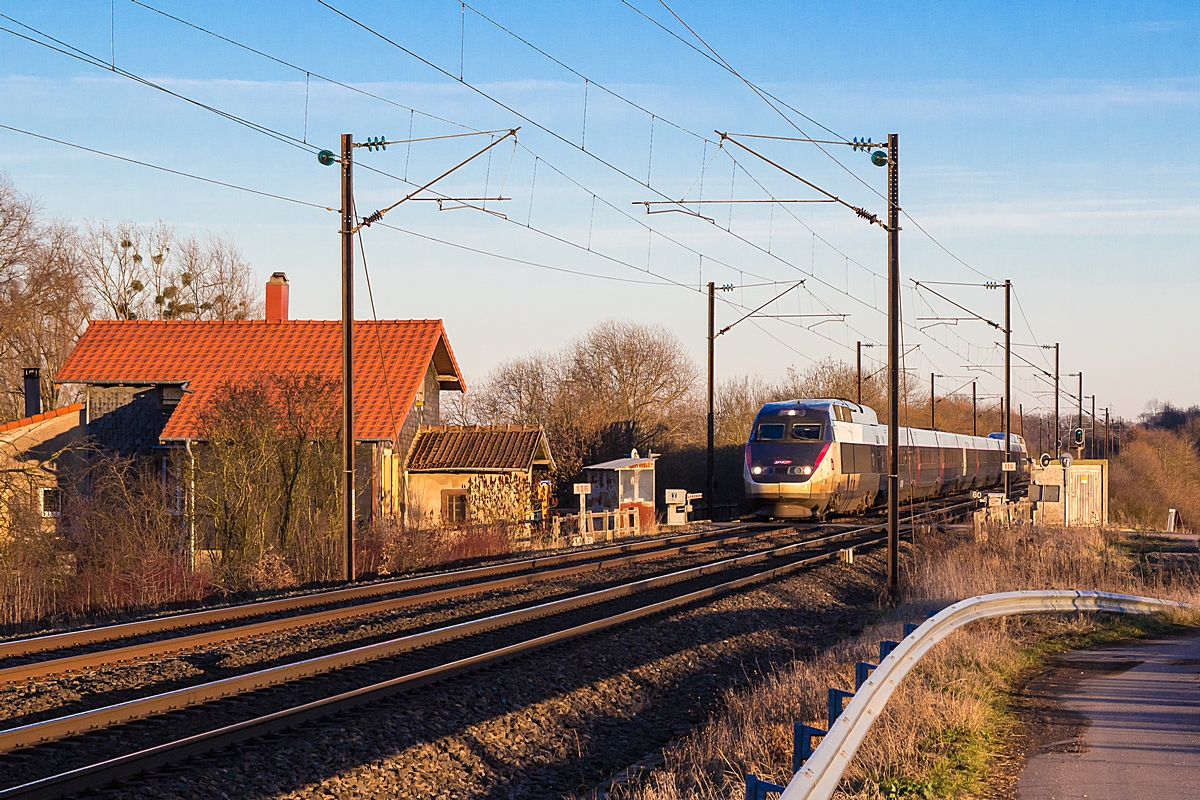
[0,526,787,684]
[0,524,760,660]
[784,590,1193,800]
[0,537,889,800]
[0,524,893,755]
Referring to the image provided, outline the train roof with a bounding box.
[757,398,879,425]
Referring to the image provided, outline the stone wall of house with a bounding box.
[86,386,174,457]
[395,363,441,463]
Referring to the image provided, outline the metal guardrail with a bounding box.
[780,590,1193,800]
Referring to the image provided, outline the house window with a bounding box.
[40,487,62,518]
[441,490,468,526]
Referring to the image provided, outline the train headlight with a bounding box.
[802,466,812,475]
[751,466,763,475]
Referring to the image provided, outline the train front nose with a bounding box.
[744,441,830,518]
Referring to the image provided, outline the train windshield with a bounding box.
[792,424,823,440]
[757,423,786,441]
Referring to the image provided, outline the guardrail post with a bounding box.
[745,773,787,800]
[828,688,854,728]
[903,622,919,637]
[854,661,876,690]
[794,722,827,772]
[879,639,899,661]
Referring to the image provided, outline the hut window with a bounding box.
[441,490,468,525]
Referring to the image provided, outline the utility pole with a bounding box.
[340,133,355,582]
[856,341,862,405]
[972,381,977,436]
[886,132,900,599]
[1090,395,1096,459]
[1003,280,1011,499]
[1077,372,1084,460]
[930,372,936,430]
[1105,407,1110,458]
[1050,343,1060,458]
[1019,403,1025,438]
[706,281,715,520]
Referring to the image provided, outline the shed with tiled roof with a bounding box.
[404,426,555,528]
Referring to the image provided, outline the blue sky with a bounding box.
[2,1,1197,420]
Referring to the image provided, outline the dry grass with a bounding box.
[624,524,1200,800]
[1110,427,1200,531]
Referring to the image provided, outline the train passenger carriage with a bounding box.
[744,398,1027,519]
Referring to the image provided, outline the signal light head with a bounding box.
[871,150,888,167]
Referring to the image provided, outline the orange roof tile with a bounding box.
[406,425,554,472]
[55,320,463,442]
[0,403,85,433]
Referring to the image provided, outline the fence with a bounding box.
[550,508,640,547]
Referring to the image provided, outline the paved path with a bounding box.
[1016,633,1200,799]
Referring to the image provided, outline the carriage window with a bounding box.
[757,423,786,440]
[791,424,823,440]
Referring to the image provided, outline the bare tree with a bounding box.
[0,176,90,419]
[470,320,700,482]
[78,220,173,320]
[565,319,700,452]
[472,352,558,427]
[193,372,341,589]
[158,234,259,320]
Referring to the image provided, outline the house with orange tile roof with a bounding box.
[0,386,88,535]
[52,273,466,527]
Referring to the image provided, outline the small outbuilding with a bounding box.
[583,449,657,529]
[404,425,555,527]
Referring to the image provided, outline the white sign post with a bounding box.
[574,483,592,538]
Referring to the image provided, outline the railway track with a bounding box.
[0,523,804,683]
[0,501,976,799]
[0,522,781,662]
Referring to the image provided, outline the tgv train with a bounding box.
[744,398,1028,519]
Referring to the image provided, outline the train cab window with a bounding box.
[832,406,852,422]
[791,423,823,440]
[757,423,786,441]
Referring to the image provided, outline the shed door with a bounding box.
[1067,465,1103,526]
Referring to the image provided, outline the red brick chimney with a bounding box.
[265,272,289,322]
